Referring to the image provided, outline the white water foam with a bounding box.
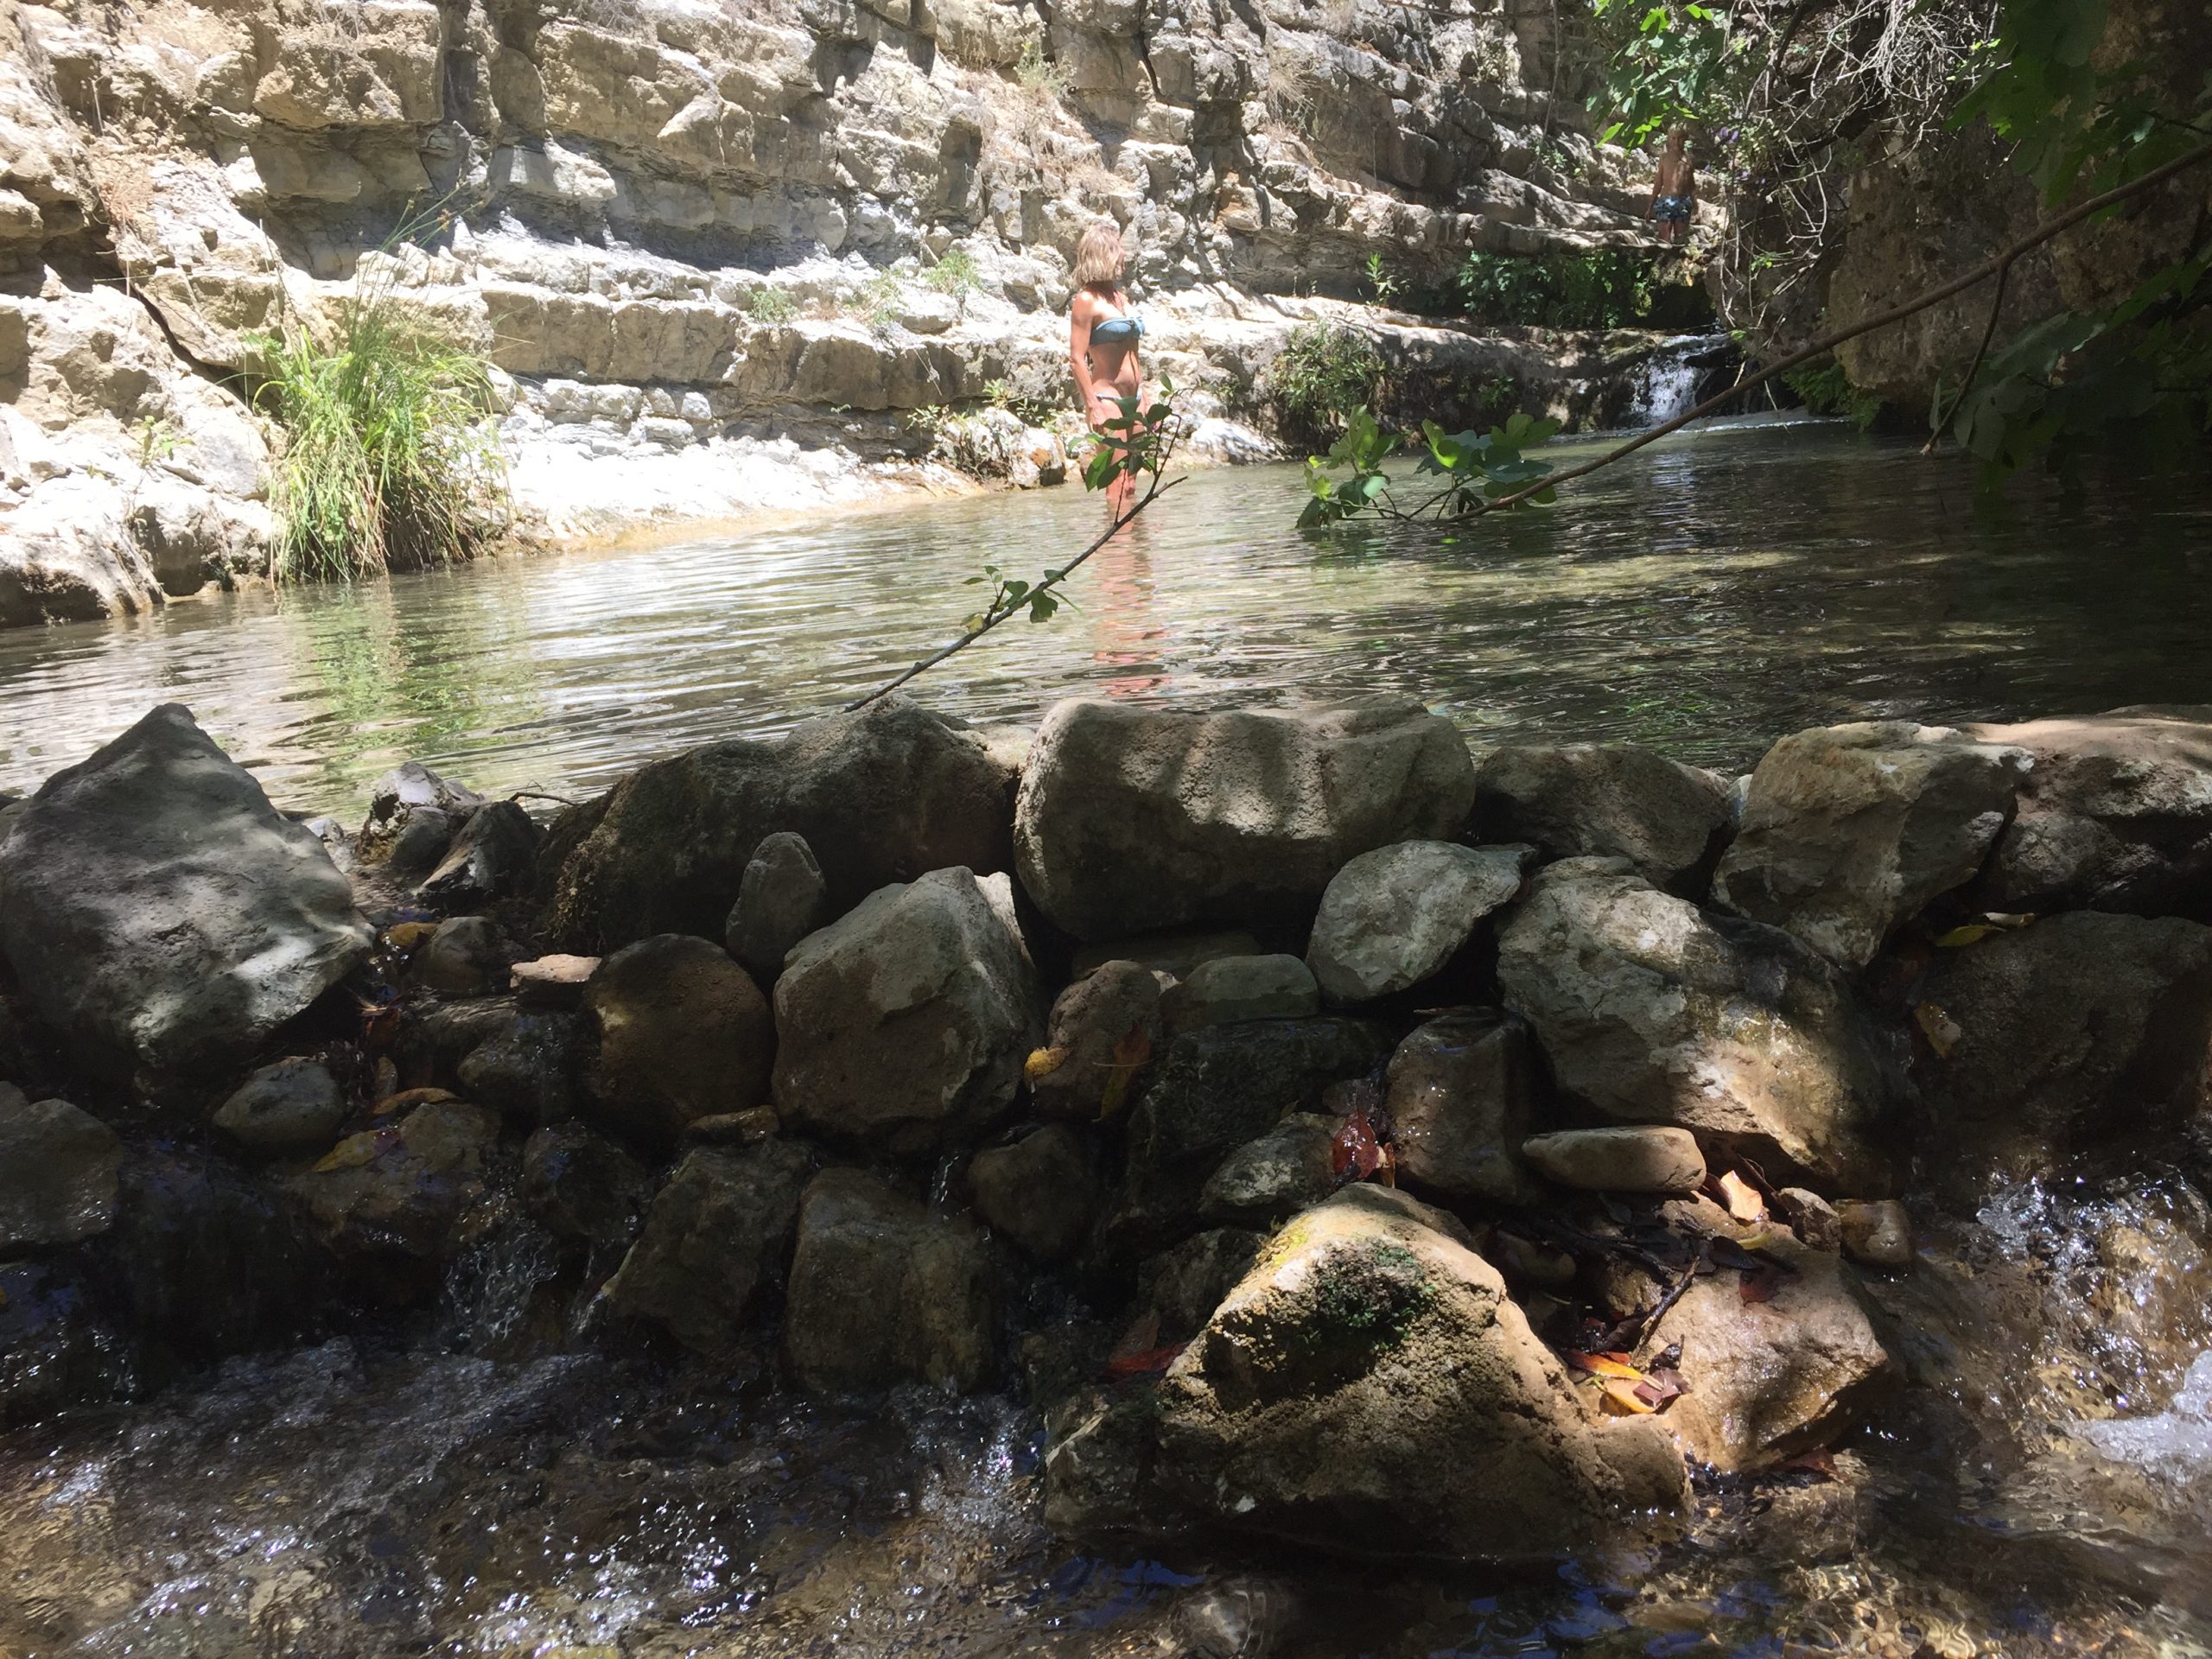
[2079,1350,2212,1478]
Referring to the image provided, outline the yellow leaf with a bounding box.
[1024,1046,1069,1083]
[1717,1170,1766,1224]
[1565,1350,1644,1381]
[313,1129,395,1173]
[1915,1001,1962,1058]
[1935,924,1995,948]
[384,921,439,950]
[1599,1377,1658,1414]
[1734,1222,1779,1251]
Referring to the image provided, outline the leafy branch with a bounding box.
[1299,409,1562,526]
[844,381,1185,711]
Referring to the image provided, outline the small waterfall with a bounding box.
[1623,333,1732,428]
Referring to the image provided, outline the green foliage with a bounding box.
[1014,40,1069,103]
[1268,322,1387,443]
[1082,374,1179,494]
[926,247,982,315]
[747,284,797,325]
[1299,406,1560,526]
[248,292,505,583]
[1455,250,1660,329]
[1936,0,2212,479]
[1783,361,1884,430]
[1586,0,1741,145]
[963,561,1071,629]
[1364,252,1402,305]
[856,268,906,332]
[984,378,1059,427]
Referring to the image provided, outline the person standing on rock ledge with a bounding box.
[1649,126,1696,247]
[1068,219,1147,512]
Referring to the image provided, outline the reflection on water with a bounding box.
[3,418,2209,810]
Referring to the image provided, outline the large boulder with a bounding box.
[1014,699,1478,940]
[0,1089,123,1250]
[783,1168,1000,1392]
[1962,708,2212,919]
[1149,1185,1688,1560]
[0,705,372,1083]
[549,696,1016,950]
[1915,912,2212,1181]
[1103,1018,1393,1254]
[1305,842,1534,1003]
[1471,743,1733,893]
[1161,954,1319,1032]
[1646,1236,1901,1472]
[601,1140,814,1353]
[1497,860,1897,1194]
[580,934,774,1151]
[772,868,1041,1156]
[1713,722,2027,969]
[1382,1011,1544,1204]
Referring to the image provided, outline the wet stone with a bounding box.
[459,1010,578,1127]
[601,1141,814,1352]
[968,1122,1100,1262]
[212,1058,346,1158]
[519,1121,652,1249]
[1029,959,1164,1123]
[1383,1009,1544,1204]
[415,916,507,995]
[1198,1114,1336,1225]
[418,800,542,908]
[0,1089,124,1249]
[1838,1198,1912,1270]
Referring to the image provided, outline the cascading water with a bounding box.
[1623,332,1733,427]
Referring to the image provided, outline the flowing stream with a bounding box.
[4,421,2212,1656]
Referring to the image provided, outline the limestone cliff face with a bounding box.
[0,0,1659,628]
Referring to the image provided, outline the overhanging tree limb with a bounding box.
[1477,136,2212,514]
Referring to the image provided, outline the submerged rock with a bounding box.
[1648,1236,1901,1472]
[0,1088,123,1249]
[1915,912,2212,1182]
[0,704,372,1084]
[773,868,1040,1156]
[1838,1198,1913,1269]
[1713,721,2028,969]
[1472,741,1734,893]
[1305,841,1534,1004]
[1148,1185,1688,1560]
[1382,1010,1544,1204]
[212,1058,346,1158]
[967,1123,1100,1262]
[581,934,774,1150]
[1029,959,1165,1122]
[1497,859,1897,1193]
[1964,707,2212,919]
[1014,699,1477,940]
[602,1141,814,1353]
[549,696,1016,950]
[783,1168,999,1392]
[724,830,828,981]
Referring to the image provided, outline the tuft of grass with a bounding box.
[1783,359,1883,430]
[1014,40,1069,105]
[747,283,797,325]
[249,291,505,583]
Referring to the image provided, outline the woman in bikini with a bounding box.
[1068,219,1145,512]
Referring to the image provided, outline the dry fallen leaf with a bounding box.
[371,1086,461,1116]
[1717,1170,1767,1224]
[1565,1350,1646,1382]
[1739,1262,1787,1304]
[1022,1046,1069,1084]
[1331,1111,1386,1185]
[1933,923,1996,948]
[1096,1026,1152,1121]
[1914,1001,1962,1058]
[383,921,440,951]
[313,1128,400,1173]
[1104,1343,1187,1381]
[1599,1376,1659,1415]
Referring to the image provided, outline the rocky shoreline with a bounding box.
[3,692,2209,1571]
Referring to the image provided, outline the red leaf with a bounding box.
[1331,1112,1385,1185]
[1775,1447,1838,1479]
[1104,1343,1186,1381]
[1739,1262,1787,1304]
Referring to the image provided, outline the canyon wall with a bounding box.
[0,0,1668,627]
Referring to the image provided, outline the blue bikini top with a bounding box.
[1090,313,1144,346]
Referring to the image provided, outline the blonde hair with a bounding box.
[1071,220,1125,288]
